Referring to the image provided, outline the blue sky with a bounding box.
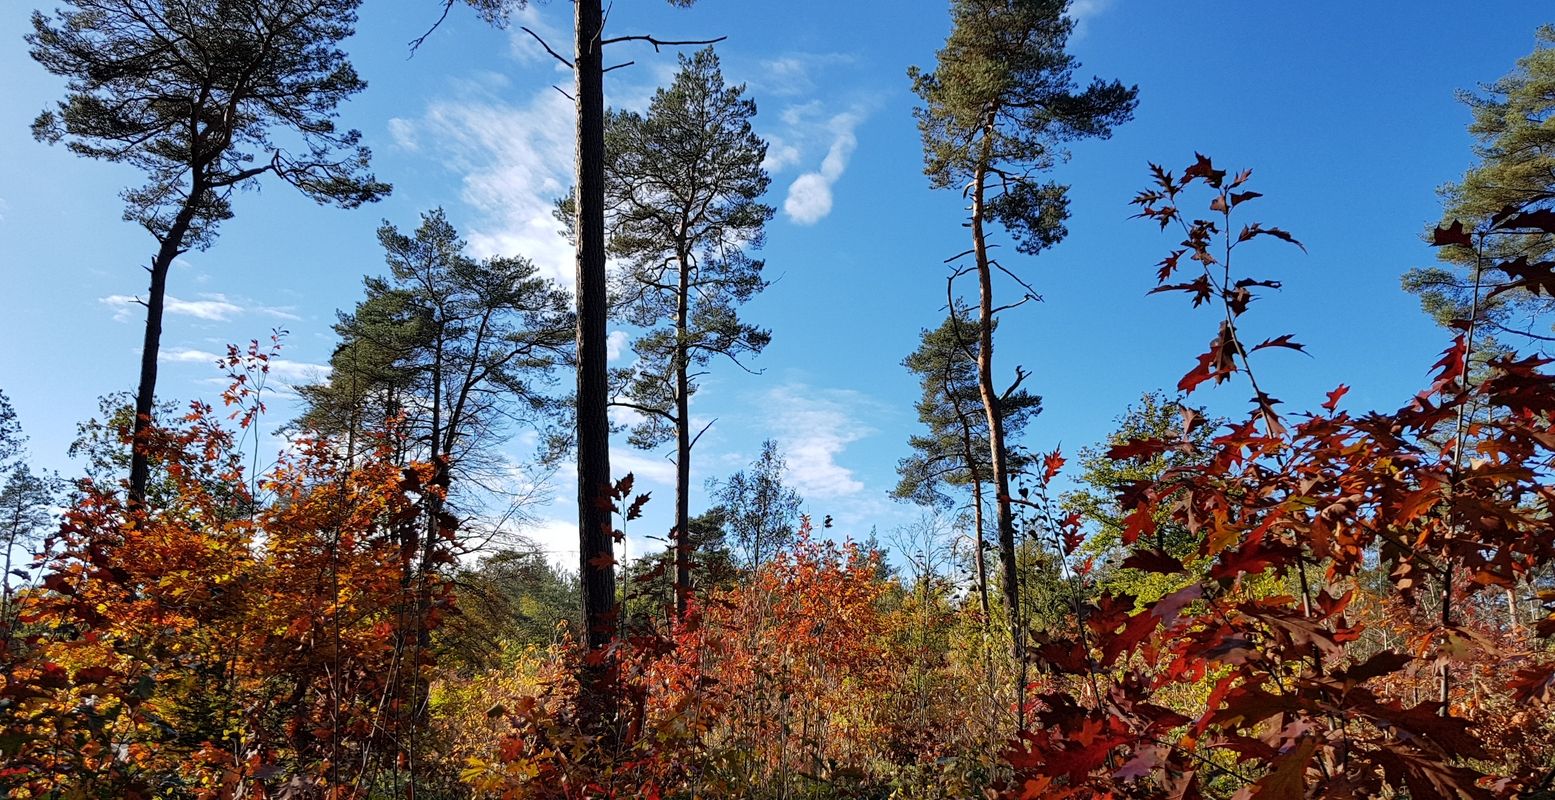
[1,1,1548,566]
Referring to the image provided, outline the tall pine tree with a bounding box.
[602,47,773,620]
[28,0,389,504]
[910,0,1135,650]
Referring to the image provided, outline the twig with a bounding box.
[407,0,454,55]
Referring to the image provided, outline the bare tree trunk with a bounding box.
[969,141,1020,656]
[674,252,692,621]
[970,478,991,623]
[128,197,201,506]
[948,358,992,625]
[574,0,616,655]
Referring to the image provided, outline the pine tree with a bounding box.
[299,209,574,504]
[909,0,1135,649]
[27,0,390,504]
[1403,25,1555,345]
[895,309,1040,620]
[602,47,773,620]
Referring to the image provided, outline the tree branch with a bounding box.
[991,259,1044,303]
[522,26,573,68]
[600,33,728,51]
[408,0,454,55]
[1002,365,1030,403]
[990,295,1037,316]
[688,417,718,451]
[608,399,676,423]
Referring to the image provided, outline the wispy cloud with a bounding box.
[782,110,863,226]
[163,347,222,364]
[163,347,327,386]
[395,89,576,287]
[613,448,678,487]
[391,84,581,286]
[264,359,330,384]
[391,49,674,291]
[764,382,876,499]
[755,51,857,98]
[101,292,299,323]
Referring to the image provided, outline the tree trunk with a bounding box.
[949,359,992,626]
[970,477,991,624]
[970,145,1020,655]
[674,251,692,621]
[574,0,616,655]
[128,197,202,506]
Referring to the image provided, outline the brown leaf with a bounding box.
[1431,220,1473,247]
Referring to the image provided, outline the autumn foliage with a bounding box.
[988,156,1555,799]
[447,157,1555,799]
[6,157,1555,799]
[0,345,454,798]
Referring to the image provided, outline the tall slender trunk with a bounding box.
[674,251,692,621]
[574,0,616,655]
[128,195,202,506]
[969,138,1020,656]
[947,359,992,625]
[969,478,991,623]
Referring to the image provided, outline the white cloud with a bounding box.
[397,89,576,287]
[761,135,804,173]
[163,347,326,387]
[101,292,299,323]
[265,358,329,384]
[782,111,862,226]
[163,347,221,364]
[612,448,677,487]
[521,517,583,569]
[764,383,874,499]
[386,117,419,152]
[606,330,630,362]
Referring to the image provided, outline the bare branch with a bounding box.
[1002,365,1030,403]
[408,0,454,55]
[600,33,728,52]
[522,26,573,68]
[688,417,718,451]
[602,60,636,73]
[990,295,1037,315]
[991,259,1043,303]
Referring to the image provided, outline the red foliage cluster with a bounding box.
[998,156,1555,799]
